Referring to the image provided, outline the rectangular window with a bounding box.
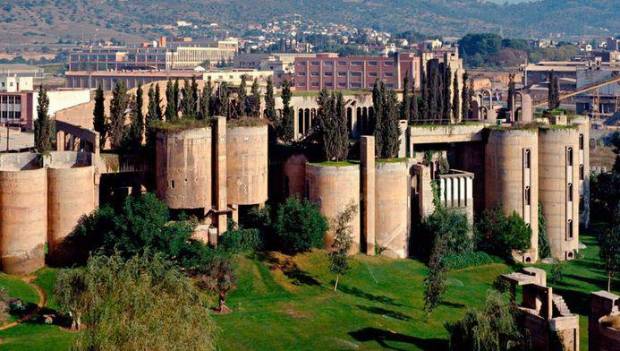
[568,183,573,202]
[368,61,378,66]
[579,134,584,150]
[524,186,531,206]
[567,220,574,239]
[579,165,584,180]
[567,147,574,166]
[369,72,377,77]
[338,72,347,77]
[525,149,531,169]
[351,72,362,77]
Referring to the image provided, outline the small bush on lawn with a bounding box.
[476,207,531,260]
[220,224,263,254]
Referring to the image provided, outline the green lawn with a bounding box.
[0,230,615,350]
[0,274,38,306]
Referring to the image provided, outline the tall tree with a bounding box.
[109,81,129,149]
[145,85,160,151]
[249,78,261,117]
[461,72,471,120]
[400,73,411,121]
[199,78,212,120]
[93,85,106,150]
[154,83,163,121]
[452,71,460,122]
[191,76,199,117]
[34,85,54,153]
[173,78,180,115]
[127,83,144,151]
[382,89,401,158]
[329,203,357,291]
[423,236,447,313]
[443,65,452,122]
[410,87,419,123]
[164,79,177,121]
[196,256,236,313]
[548,70,560,110]
[372,79,384,150]
[599,227,620,292]
[507,73,516,113]
[280,79,294,142]
[238,74,248,117]
[317,90,349,161]
[264,77,276,123]
[218,82,230,118]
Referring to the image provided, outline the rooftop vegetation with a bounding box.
[150,118,213,132]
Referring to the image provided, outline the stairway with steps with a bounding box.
[552,294,572,317]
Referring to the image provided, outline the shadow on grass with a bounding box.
[255,251,321,287]
[356,305,411,321]
[349,327,448,351]
[440,300,466,309]
[284,266,320,286]
[337,284,402,307]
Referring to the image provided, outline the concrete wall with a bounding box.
[0,153,47,275]
[574,117,591,227]
[283,154,308,199]
[226,125,268,206]
[485,129,539,263]
[47,152,95,256]
[375,161,409,258]
[306,163,360,253]
[155,127,212,211]
[589,291,620,351]
[538,127,580,260]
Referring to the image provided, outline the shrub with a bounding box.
[476,207,531,260]
[220,225,262,253]
[414,207,472,260]
[273,197,329,254]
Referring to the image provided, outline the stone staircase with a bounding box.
[553,294,572,317]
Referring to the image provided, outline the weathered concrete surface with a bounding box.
[226,125,268,206]
[283,154,308,199]
[375,161,409,258]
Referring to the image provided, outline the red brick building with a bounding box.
[293,53,420,91]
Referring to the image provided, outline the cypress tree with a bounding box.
[238,75,248,117]
[218,82,230,118]
[191,76,199,117]
[34,85,54,153]
[199,78,212,120]
[146,85,159,151]
[317,90,349,161]
[108,81,128,150]
[164,79,176,121]
[173,78,180,115]
[507,73,516,113]
[265,77,276,123]
[461,72,471,120]
[93,85,106,150]
[127,83,144,151]
[410,87,419,123]
[250,78,261,117]
[280,79,294,142]
[452,72,460,123]
[372,80,385,154]
[382,89,401,159]
[548,70,560,110]
[442,65,452,122]
[400,73,411,121]
[154,83,163,121]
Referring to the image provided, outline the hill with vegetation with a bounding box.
[0,1,619,45]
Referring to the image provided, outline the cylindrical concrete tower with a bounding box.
[283,153,308,199]
[375,161,409,258]
[47,152,95,257]
[155,127,212,211]
[539,127,580,260]
[306,163,360,253]
[226,125,268,206]
[485,128,539,263]
[0,154,47,275]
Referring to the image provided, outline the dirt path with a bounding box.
[0,275,47,331]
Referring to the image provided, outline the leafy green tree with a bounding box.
[145,84,161,152]
[54,268,89,330]
[443,66,452,121]
[538,203,551,259]
[415,206,472,260]
[382,89,401,158]
[34,85,54,153]
[217,82,230,118]
[196,256,236,312]
[599,226,620,292]
[424,236,447,313]
[410,88,419,123]
[280,79,294,142]
[57,253,216,351]
[237,74,248,117]
[446,291,523,351]
[476,208,531,260]
[329,203,357,291]
[108,81,128,150]
[371,79,384,138]
[93,85,106,150]
[273,197,329,254]
[173,78,180,115]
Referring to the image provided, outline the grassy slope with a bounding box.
[0,274,38,306]
[0,230,615,350]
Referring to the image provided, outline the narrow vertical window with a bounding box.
[579,165,585,180]
[579,134,584,150]
[568,183,573,202]
[567,147,574,166]
[567,219,574,239]
[524,186,531,206]
[524,149,531,169]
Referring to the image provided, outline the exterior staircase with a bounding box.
[552,294,572,317]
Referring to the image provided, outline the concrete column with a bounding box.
[361,136,376,256]
[214,116,228,235]
[56,131,65,151]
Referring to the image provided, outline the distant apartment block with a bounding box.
[68,37,238,72]
[65,70,203,90]
[293,53,420,91]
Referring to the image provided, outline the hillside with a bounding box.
[0,0,619,46]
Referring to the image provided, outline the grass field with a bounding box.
[0,230,616,350]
